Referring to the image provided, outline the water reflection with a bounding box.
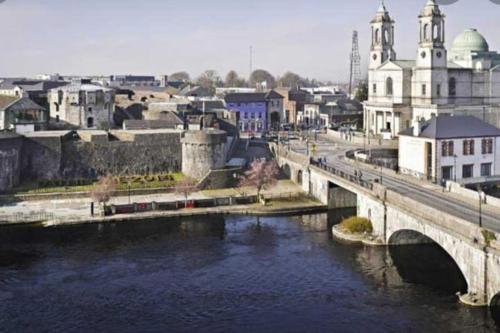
[0,213,498,332]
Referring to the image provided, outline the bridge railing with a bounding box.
[310,159,374,191]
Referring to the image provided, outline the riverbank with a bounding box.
[41,200,327,227]
[0,180,326,228]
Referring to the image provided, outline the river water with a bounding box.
[0,211,499,332]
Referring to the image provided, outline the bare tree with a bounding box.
[278,71,305,88]
[175,177,198,208]
[196,70,222,89]
[250,69,276,90]
[239,160,279,202]
[90,175,116,209]
[170,71,191,82]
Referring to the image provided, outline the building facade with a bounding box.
[0,96,46,133]
[364,1,500,138]
[225,93,267,133]
[48,80,115,129]
[399,116,500,183]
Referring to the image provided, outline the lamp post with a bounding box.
[380,164,383,185]
[453,154,458,182]
[478,185,483,228]
[128,181,132,204]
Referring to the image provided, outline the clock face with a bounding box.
[436,51,442,58]
[421,51,426,59]
[372,54,378,61]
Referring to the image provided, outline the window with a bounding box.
[88,107,92,113]
[442,166,453,181]
[422,84,427,96]
[423,24,429,40]
[437,84,441,97]
[462,164,474,179]
[386,77,393,96]
[244,112,248,119]
[463,139,475,155]
[481,163,492,177]
[482,138,493,154]
[449,78,456,97]
[442,141,454,157]
[87,117,94,128]
[55,115,59,123]
[373,84,377,94]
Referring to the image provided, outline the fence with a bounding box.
[107,192,305,217]
[0,211,55,224]
[310,159,374,191]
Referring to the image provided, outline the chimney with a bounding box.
[413,118,422,137]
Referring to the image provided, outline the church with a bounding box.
[364,0,500,138]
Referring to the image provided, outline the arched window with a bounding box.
[449,78,456,97]
[423,24,429,41]
[386,77,393,96]
[375,29,380,44]
[433,24,439,41]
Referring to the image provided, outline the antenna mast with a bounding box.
[349,30,361,96]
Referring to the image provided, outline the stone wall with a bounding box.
[0,133,22,191]
[21,129,183,182]
[182,129,227,180]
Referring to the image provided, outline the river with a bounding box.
[0,211,499,332]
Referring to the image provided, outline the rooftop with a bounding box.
[400,116,500,139]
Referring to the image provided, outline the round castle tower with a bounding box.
[181,129,227,180]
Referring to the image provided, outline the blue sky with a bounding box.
[0,0,499,82]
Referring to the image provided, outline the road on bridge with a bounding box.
[287,135,500,231]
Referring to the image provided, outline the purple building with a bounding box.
[224,93,267,133]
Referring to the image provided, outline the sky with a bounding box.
[0,0,499,82]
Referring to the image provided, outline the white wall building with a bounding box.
[399,116,500,183]
[48,80,115,129]
[364,1,500,138]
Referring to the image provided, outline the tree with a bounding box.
[175,177,198,208]
[250,69,276,90]
[354,82,368,102]
[196,70,222,89]
[90,175,116,210]
[170,71,191,82]
[225,70,248,87]
[278,71,305,88]
[239,160,280,202]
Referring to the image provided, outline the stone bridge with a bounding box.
[274,146,500,307]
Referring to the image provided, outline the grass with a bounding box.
[340,216,373,234]
[11,173,185,195]
[482,229,497,247]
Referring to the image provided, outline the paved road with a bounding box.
[288,137,500,231]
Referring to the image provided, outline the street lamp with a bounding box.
[379,163,383,185]
[453,154,458,182]
[478,185,483,228]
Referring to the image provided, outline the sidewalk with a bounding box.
[0,180,312,226]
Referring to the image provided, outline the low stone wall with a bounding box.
[197,167,242,190]
[447,181,500,210]
[326,129,398,148]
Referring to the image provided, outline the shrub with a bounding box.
[340,217,373,234]
[482,229,497,246]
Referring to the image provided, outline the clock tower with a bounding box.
[369,2,396,70]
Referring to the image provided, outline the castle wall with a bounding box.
[21,130,183,182]
[0,134,22,191]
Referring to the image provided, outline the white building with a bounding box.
[48,80,115,129]
[364,0,500,138]
[399,116,500,183]
[303,103,321,127]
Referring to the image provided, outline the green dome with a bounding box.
[451,29,489,52]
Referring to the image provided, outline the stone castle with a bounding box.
[0,128,230,192]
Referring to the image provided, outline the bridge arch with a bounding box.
[297,170,303,186]
[282,164,291,179]
[388,228,477,301]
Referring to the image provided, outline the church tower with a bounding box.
[414,0,448,106]
[417,0,447,68]
[369,2,396,70]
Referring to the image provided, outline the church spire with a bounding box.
[370,2,396,69]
